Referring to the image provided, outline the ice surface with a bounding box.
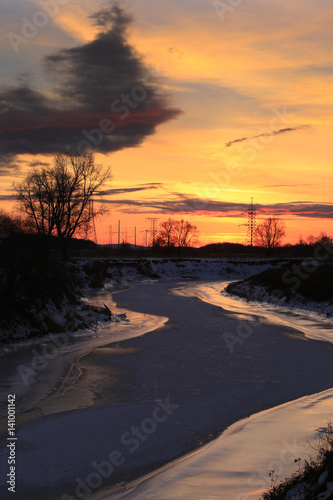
[1,269,332,500]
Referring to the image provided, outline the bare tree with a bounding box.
[155,218,177,248]
[255,217,285,253]
[316,232,333,245]
[0,210,24,234]
[15,150,111,241]
[174,219,198,247]
[156,218,198,248]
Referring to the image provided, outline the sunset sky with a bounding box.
[1,0,333,245]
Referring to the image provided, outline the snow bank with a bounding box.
[226,273,333,321]
[78,257,277,285]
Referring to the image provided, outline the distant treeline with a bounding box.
[1,232,331,259]
[1,208,332,258]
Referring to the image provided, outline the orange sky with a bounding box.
[1,0,333,245]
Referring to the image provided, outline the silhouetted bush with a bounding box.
[0,234,82,338]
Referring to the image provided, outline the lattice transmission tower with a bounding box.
[240,197,256,246]
[145,217,159,246]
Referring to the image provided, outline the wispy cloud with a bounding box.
[0,194,17,201]
[99,194,333,219]
[225,125,309,148]
[262,184,312,188]
[98,183,163,196]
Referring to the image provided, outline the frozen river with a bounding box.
[0,279,332,500]
[106,280,333,499]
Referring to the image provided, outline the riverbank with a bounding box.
[226,262,333,319]
[0,256,276,344]
[106,389,333,500]
[0,285,166,435]
[2,280,332,499]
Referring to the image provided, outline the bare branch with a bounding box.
[254,217,286,253]
[14,150,111,241]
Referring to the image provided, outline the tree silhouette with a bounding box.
[156,218,198,248]
[15,150,111,241]
[255,217,285,254]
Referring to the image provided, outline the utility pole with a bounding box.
[134,226,136,247]
[117,220,120,247]
[105,225,112,245]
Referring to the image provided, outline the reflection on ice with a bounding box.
[109,389,333,500]
[173,281,333,344]
[0,284,168,422]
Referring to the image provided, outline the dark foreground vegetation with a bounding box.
[226,262,333,305]
[262,423,333,499]
[0,234,111,343]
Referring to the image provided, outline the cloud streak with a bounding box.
[225,125,309,148]
[97,194,333,219]
[98,183,163,196]
[0,3,181,169]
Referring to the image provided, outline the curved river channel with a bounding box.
[1,279,332,500]
[105,280,333,500]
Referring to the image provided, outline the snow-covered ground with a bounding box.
[226,277,333,320]
[97,257,278,283]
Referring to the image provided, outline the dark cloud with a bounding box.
[0,194,17,201]
[98,183,163,196]
[225,125,309,147]
[0,3,181,168]
[99,194,249,214]
[260,201,333,219]
[29,161,50,167]
[98,193,333,219]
